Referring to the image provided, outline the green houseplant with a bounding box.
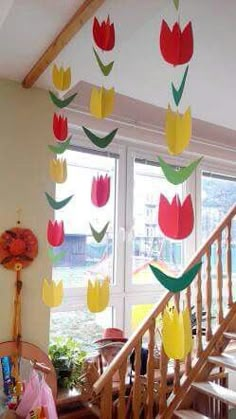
[49,337,87,389]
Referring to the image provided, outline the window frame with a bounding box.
[50,125,236,340]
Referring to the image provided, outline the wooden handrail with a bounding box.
[93,204,236,396]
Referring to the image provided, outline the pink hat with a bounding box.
[94,328,127,345]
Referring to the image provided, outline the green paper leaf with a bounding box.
[82,126,118,149]
[158,156,203,185]
[93,48,114,76]
[45,192,73,210]
[48,247,66,264]
[173,0,179,10]
[89,222,110,243]
[48,136,72,154]
[149,262,202,293]
[49,91,77,109]
[172,66,189,107]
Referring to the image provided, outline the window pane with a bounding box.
[132,160,184,285]
[50,306,114,351]
[53,149,118,288]
[201,172,236,315]
[201,172,236,240]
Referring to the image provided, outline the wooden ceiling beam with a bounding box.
[22,0,105,88]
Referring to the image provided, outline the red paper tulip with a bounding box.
[47,220,64,247]
[158,194,194,240]
[93,16,115,51]
[160,20,193,65]
[91,174,110,207]
[53,113,68,142]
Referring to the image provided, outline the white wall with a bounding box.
[0,79,54,352]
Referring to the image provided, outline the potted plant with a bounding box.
[49,337,87,389]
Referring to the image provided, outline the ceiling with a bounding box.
[1,0,236,131]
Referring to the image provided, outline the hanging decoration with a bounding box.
[91,174,110,207]
[47,220,64,247]
[93,48,114,76]
[149,261,202,292]
[47,247,66,264]
[44,63,78,310]
[53,113,68,141]
[161,306,193,359]
[89,222,110,243]
[83,14,118,149]
[49,158,67,183]
[165,105,192,155]
[93,16,115,51]
[42,278,63,308]
[0,216,38,382]
[90,86,115,119]
[87,277,110,313]
[82,126,118,149]
[158,156,203,185]
[48,137,72,155]
[52,64,71,91]
[158,194,194,239]
[172,65,189,106]
[159,20,194,66]
[45,192,73,210]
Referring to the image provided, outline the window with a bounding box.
[131,159,184,289]
[49,138,235,349]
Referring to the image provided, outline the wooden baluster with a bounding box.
[227,221,233,307]
[174,293,180,393]
[118,361,127,419]
[206,248,212,341]
[217,233,223,324]
[185,284,192,374]
[159,341,168,415]
[132,339,142,419]
[100,380,113,419]
[146,319,155,419]
[196,270,203,356]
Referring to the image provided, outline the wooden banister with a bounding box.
[92,204,236,411]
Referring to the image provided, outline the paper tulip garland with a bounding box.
[42,278,63,308]
[87,277,110,313]
[47,220,64,247]
[93,16,115,51]
[91,174,110,207]
[53,113,68,142]
[162,307,193,360]
[158,156,202,185]
[149,261,202,292]
[90,87,115,120]
[165,105,192,156]
[52,64,71,91]
[160,20,194,66]
[158,194,194,240]
[50,158,67,183]
[83,14,118,150]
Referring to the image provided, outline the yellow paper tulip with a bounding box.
[49,158,67,183]
[162,307,193,360]
[90,87,115,119]
[87,277,110,313]
[42,279,63,308]
[52,64,71,91]
[165,105,192,155]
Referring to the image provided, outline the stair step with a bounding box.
[208,353,236,371]
[224,331,236,340]
[174,410,210,418]
[192,381,236,407]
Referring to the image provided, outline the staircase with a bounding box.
[92,204,236,419]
